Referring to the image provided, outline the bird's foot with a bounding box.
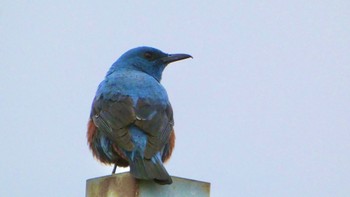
[112,164,117,174]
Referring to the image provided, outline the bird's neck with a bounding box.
[107,63,164,83]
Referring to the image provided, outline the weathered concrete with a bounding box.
[86,172,210,197]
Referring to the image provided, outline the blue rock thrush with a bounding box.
[87,46,192,184]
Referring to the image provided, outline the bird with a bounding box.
[87,46,192,185]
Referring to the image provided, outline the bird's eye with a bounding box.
[143,52,153,60]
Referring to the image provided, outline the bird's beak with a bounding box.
[161,53,192,64]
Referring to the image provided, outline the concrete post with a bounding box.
[86,172,210,197]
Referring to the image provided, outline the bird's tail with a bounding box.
[129,152,172,185]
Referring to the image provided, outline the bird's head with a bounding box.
[113,46,192,81]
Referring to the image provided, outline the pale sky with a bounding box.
[1,1,350,196]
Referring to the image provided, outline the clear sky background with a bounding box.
[1,1,349,196]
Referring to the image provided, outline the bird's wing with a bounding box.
[134,99,174,159]
[90,95,136,151]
